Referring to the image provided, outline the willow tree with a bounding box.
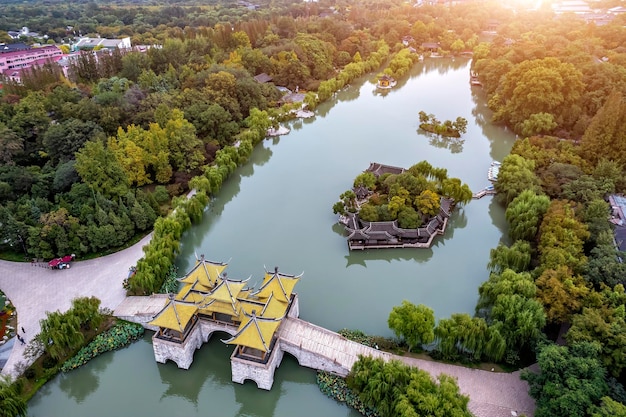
[0,376,27,417]
[388,301,435,352]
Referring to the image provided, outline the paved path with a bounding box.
[281,317,535,417]
[0,233,151,378]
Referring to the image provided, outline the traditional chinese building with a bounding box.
[148,256,301,388]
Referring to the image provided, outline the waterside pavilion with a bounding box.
[340,163,454,249]
[148,256,301,389]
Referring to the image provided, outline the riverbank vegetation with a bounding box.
[3,296,143,415]
[418,111,468,138]
[1,0,626,415]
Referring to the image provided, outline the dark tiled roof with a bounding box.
[254,73,272,83]
[354,186,370,200]
[366,162,405,177]
[0,43,30,54]
[615,226,626,252]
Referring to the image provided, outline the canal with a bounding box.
[28,57,516,417]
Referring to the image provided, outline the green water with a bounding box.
[28,57,515,417]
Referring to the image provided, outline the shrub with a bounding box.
[42,355,57,369]
[24,368,36,379]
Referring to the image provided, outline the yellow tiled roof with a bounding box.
[254,270,301,303]
[148,299,198,332]
[223,314,282,352]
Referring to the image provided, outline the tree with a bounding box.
[414,189,440,217]
[567,285,626,377]
[580,91,624,166]
[162,109,204,172]
[353,172,376,189]
[487,241,532,274]
[388,301,435,352]
[491,57,584,134]
[42,119,103,164]
[491,294,546,357]
[70,296,103,331]
[538,200,589,274]
[591,396,626,417]
[519,112,557,137]
[434,313,493,361]
[523,342,609,417]
[0,123,23,165]
[477,269,537,315]
[348,356,471,417]
[0,375,27,417]
[584,230,626,288]
[536,266,590,324]
[505,190,550,242]
[75,140,130,198]
[37,310,83,361]
[495,154,542,206]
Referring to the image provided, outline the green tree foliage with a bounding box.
[434,313,503,362]
[487,241,532,274]
[490,57,584,134]
[75,140,130,198]
[538,200,589,274]
[584,230,626,288]
[382,48,420,80]
[519,112,557,137]
[567,285,626,377]
[0,375,27,417]
[491,294,546,359]
[353,172,376,189]
[505,190,550,242]
[580,91,626,167]
[42,119,103,165]
[523,342,609,417]
[387,301,435,352]
[494,154,542,206]
[591,396,626,417]
[477,269,537,315]
[347,356,471,417]
[36,297,104,361]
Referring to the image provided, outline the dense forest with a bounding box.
[2,0,626,415]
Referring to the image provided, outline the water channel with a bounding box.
[29,57,516,417]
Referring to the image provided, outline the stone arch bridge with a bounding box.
[114,295,535,417]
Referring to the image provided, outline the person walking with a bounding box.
[17,335,25,345]
[21,326,25,334]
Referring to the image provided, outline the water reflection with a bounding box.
[157,335,233,404]
[58,345,114,403]
[488,197,509,244]
[470,86,517,162]
[420,130,465,153]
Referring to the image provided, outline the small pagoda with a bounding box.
[377,74,397,89]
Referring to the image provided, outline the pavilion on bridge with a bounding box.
[148,256,302,387]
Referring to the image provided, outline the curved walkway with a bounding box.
[0,233,151,378]
[280,317,535,417]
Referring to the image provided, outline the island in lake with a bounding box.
[418,111,468,138]
[334,162,472,250]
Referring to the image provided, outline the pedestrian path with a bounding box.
[0,233,151,378]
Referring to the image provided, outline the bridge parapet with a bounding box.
[230,347,284,390]
[277,317,392,376]
[279,338,349,376]
[152,321,204,369]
